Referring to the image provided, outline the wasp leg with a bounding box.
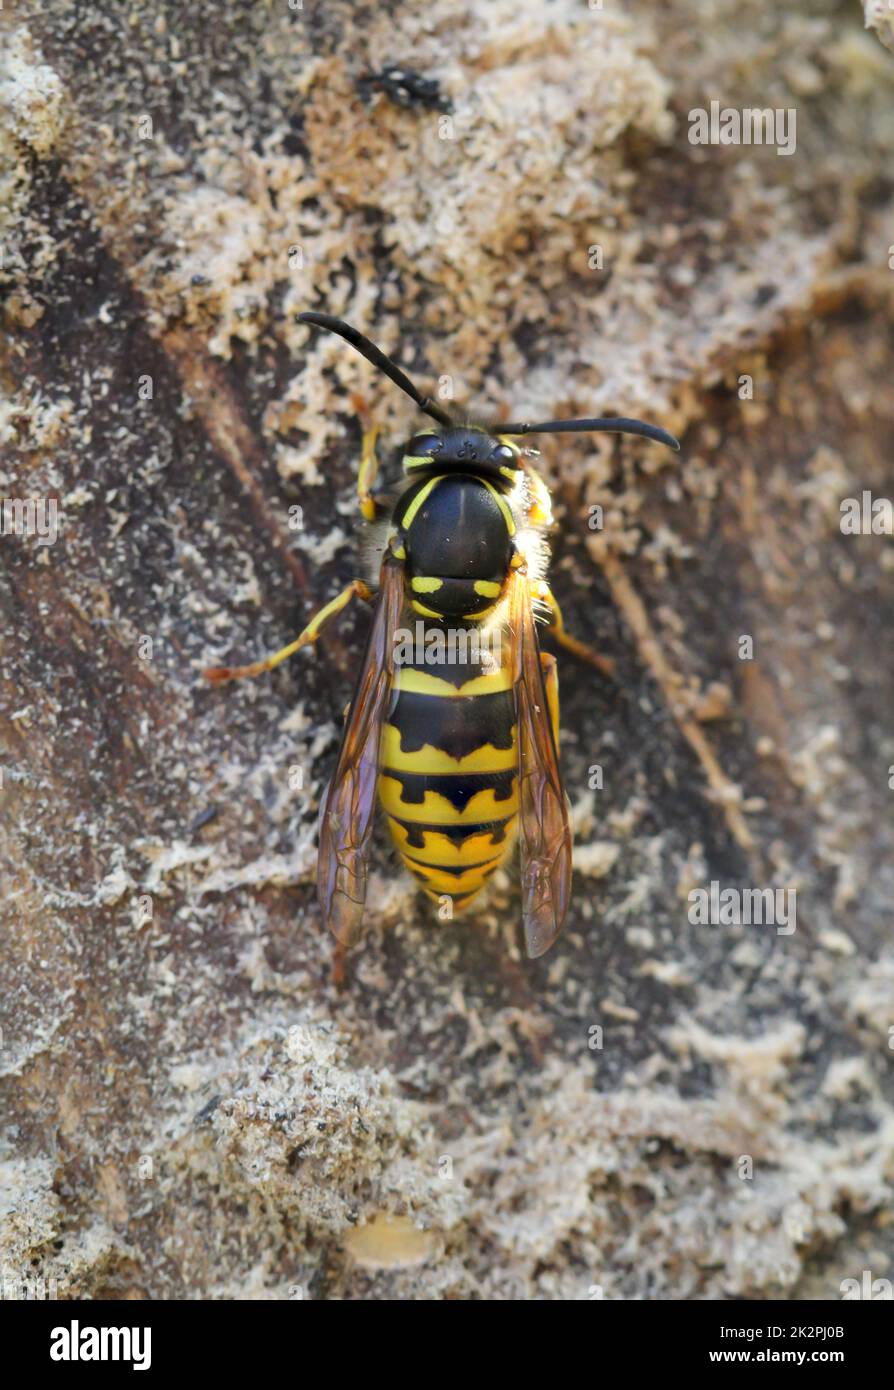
[539,652,561,749]
[352,392,382,522]
[537,583,616,679]
[203,579,373,685]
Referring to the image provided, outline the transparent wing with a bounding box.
[509,566,573,957]
[317,555,404,946]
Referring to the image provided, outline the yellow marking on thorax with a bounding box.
[526,467,555,527]
[411,598,498,619]
[482,479,516,536]
[401,474,446,530]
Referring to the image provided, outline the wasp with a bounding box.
[205,313,678,958]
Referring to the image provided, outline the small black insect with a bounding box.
[358,64,452,113]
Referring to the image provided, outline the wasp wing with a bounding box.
[317,555,404,947]
[510,566,573,957]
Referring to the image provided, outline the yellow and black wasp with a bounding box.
[206,313,678,958]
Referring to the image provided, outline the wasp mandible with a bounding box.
[206,313,678,957]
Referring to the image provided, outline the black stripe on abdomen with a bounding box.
[390,816,516,850]
[387,688,515,759]
[381,768,517,813]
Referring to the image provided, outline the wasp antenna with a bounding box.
[296,312,453,427]
[501,416,680,451]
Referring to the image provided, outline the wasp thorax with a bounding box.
[395,473,513,619]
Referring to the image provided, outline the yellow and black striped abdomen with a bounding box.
[379,644,519,912]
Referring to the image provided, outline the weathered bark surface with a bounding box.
[1,1,893,1299]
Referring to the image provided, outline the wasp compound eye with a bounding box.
[491,443,518,466]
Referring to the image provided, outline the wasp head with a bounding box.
[402,427,522,482]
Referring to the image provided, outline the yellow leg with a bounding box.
[352,392,381,522]
[204,580,372,685]
[537,582,615,679]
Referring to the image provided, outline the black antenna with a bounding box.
[296,312,453,427]
[500,416,680,451]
